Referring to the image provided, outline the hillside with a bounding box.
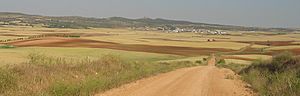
[0,12,297,32]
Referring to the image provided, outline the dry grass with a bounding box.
[224,59,252,65]
[0,52,199,96]
[0,36,20,40]
[158,56,208,65]
[240,52,300,96]
[267,45,300,50]
[291,42,300,45]
[218,55,272,67]
[0,47,181,66]
[224,54,272,60]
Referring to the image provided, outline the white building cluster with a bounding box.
[165,28,228,35]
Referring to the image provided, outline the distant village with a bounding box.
[131,26,229,35]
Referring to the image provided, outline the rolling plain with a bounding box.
[1,27,300,95]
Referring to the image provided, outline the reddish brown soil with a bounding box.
[271,48,300,55]
[289,48,300,55]
[9,37,234,56]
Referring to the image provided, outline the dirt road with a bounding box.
[208,54,216,66]
[97,56,253,96]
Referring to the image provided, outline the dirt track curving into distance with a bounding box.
[97,56,254,96]
[208,54,216,66]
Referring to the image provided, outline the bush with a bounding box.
[195,60,202,64]
[217,59,226,65]
[240,52,300,96]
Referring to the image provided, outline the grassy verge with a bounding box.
[216,62,249,73]
[217,52,300,96]
[239,52,300,96]
[0,52,199,96]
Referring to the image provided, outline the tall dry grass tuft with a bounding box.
[0,52,198,96]
[0,67,17,94]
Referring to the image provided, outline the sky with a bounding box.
[0,0,299,28]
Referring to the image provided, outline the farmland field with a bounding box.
[1,27,300,64]
[0,26,300,95]
[0,47,181,66]
[1,1,299,95]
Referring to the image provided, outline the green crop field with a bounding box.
[0,47,183,66]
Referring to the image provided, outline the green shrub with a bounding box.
[195,60,202,64]
[0,45,15,49]
[217,59,226,65]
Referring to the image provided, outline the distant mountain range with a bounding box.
[0,12,298,32]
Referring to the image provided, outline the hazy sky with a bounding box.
[0,0,299,28]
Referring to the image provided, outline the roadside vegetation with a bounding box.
[217,52,300,96]
[0,52,199,96]
[240,52,300,96]
[215,56,249,73]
